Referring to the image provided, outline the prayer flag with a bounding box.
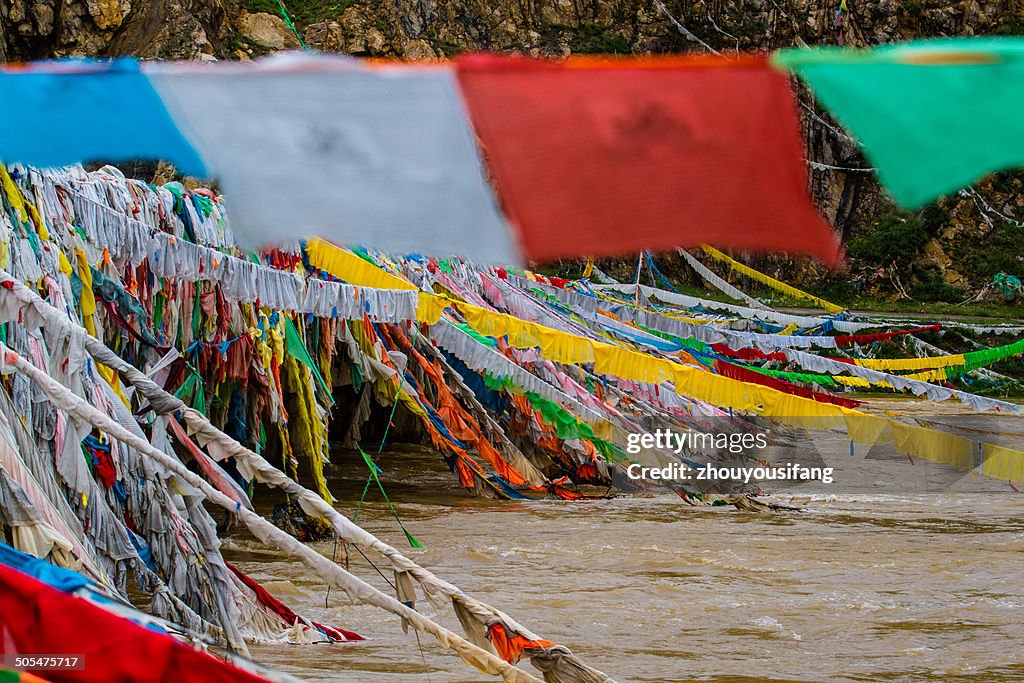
[148,55,518,264]
[776,38,1024,207]
[0,59,205,174]
[456,54,840,263]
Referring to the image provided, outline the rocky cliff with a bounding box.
[8,1,1020,76]
[2,0,1023,300]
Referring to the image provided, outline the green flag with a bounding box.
[776,38,1024,208]
[284,316,333,402]
[357,444,423,549]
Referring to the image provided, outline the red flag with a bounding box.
[0,564,272,683]
[456,55,840,264]
[713,359,862,409]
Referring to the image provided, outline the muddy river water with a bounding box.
[233,402,1024,682]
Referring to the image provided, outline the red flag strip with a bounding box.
[224,563,363,642]
[832,324,942,347]
[714,359,862,408]
[456,54,840,264]
[0,564,272,683]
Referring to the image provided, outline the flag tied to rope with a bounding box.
[777,38,1024,208]
[455,54,840,264]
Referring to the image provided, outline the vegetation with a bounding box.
[242,0,279,15]
[960,222,1024,280]
[242,0,361,27]
[570,23,631,54]
[847,212,930,271]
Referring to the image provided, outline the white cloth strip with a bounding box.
[595,283,877,333]
[147,55,521,265]
[783,347,1022,414]
[677,249,770,310]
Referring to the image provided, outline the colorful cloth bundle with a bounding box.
[0,138,1023,683]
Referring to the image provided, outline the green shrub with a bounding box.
[971,223,1024,279]
[814,276,856,304]
[919,204,949,236]
[243,0,279,15]
[571,23,631,54]
[848,214,928,270]
[909,274,964,303]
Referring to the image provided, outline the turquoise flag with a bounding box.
[776,38,1024,208]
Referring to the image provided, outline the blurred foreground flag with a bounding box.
[147,55,519,264]
[776,38,1024,208]
[0,59,206,175]
[456,54,840,264]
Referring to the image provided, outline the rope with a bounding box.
[643,252,680,293]
[274,0,308,49]
[806,160,875,173]
[799,100,857,143]
[653,0,723,56]
[0,342,541,683]
[0,272,608,682]
[960,187,1024,229]
[352,396,401,523]
[357,444,423,548]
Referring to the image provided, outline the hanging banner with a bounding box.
[700,245,845,313]
[677,248,769,309]
[456,54,841,264]
[0,59,206,174]
[148,55,519,264]
[776,38,1024,208]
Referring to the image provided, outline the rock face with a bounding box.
[0,0,232,59]
[305,20,344,52]
[6,0,1020,63]
[306,0,1022,58]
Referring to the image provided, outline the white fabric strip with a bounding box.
[147,54,520,265]
[40,179,419,323]
[595,283,876,333]
[782,347,1022,414]
[677,249,770,310]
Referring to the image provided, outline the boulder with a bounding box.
[305,21,345,52]
[237,11,300,51]
[402,38,436,60]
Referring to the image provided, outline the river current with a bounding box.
[232,401,1024,682]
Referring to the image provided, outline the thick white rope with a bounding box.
[0,272,612,682]
[0,342,541,683]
